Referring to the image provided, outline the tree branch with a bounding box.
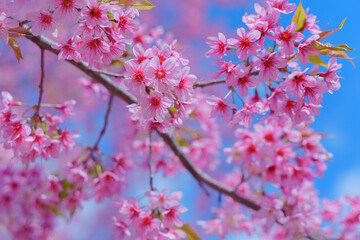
[93,94,114,150]
[148,131,154,191]
[194,79,226,88]
[34,48,45,117]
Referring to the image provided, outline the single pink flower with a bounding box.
[141,91,172,122]
[272,23,304,56]
[124,59,150,93]
[254,51,287,82]
[145,56,177,90]
[172,66,196,100]
[207,95,236,123]
[27,11,58,36]
[230,66,259,96]
[81,0,109,27]
[205,32,229,59]
[162,204,187,227]
[319,58,342,93]
[267,0,296,14]
[52,0,81,21]
[0,12,18,44]
[297,35,320,65]
[55,38,82,62]
[228,28,261,60]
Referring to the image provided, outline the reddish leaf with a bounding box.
[8,37,24,63]
[8,26,29,33]
[9,32,25,38]
[318,18,346,41]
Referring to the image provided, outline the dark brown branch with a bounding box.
[157,130,261,210]
[148,131,154,191]
[194,79,226,88]
[93,94,114,150]
[93,70,124,78]
[34,48,45,117]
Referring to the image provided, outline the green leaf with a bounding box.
[8,37,23,63]
[309,56,328,68]
[320,49,355,67]
[110,0,155,9]
[312,41,355,67]
[175,223,201,240]
[59,180,75,200]
[291,1,306,32]
[95,164,104,175]
[70,206,77,218]
[334,44,355,51]
[49,204,65,217]
[169,107,177,114]
[318,18,346,41]
[107,11,115,20]
[313,41,354,52]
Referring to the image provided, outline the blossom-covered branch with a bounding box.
[23,27,261,211]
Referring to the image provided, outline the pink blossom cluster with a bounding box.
[123,92,221,176]
[126,42,196,133]
[53,2,139,68]
[0,92,77,164]
[199,118,333,239]
[320,196,360,239]
[113,189,187,239]
[64,148,133,204]
[225,119,330,183]
[205,0,342,127]
[0,165,62,240]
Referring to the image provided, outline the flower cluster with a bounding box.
[199,117,332,239]
[0,165,62,240]
[320,196,360,239]
[126,42,196,133]
[205,0,344,128]
[0,92,78,164]
[113,189,187,239]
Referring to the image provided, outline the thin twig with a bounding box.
[93,94,114,150]
[194,79,226,88]
[34,48,45,117]
[148,131,154,191]
[93,70,124,78]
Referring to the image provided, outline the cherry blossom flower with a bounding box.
[205,32,229,59]
[229,66,259,96]
[81,0,109,28]
[228,28,261,60]
[272,22,304,56]
[207,95,236,122]
[141,91,172,122]
[267,0,296,14]
[27,11,58,36]
[254,51,287,82]
[297,35,320,65]
[0,12,18,44]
